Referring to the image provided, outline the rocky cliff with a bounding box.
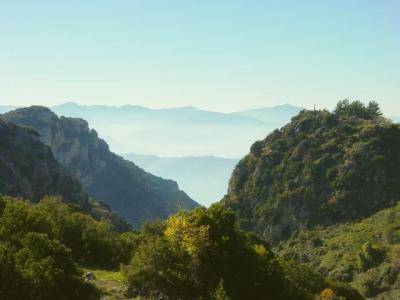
[0,118,89,208]
[2,106,199,227]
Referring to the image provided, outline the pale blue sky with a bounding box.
[1,0,399,114]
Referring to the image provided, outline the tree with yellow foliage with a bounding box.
[320,288,336,299]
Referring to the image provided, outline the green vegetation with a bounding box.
[81,268,126,299]
[122,205,361,300]
[223,101,400,241]
[334,100,382,120]
[0,195,138,300]
[276,203,400,299]
[0,195,360,299]
[221,100,400,298]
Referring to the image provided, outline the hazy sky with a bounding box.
[1,0,399,114]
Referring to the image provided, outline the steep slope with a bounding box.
[122,153,239,206]
[223,109,400,241]
[2,106,199,227]
[0,118,89,208]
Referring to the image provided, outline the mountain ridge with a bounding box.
[2,106,199,227]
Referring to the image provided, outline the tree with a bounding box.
[0,232,99,300]
[367,101,382,118]
[123,205,307,300]
[334,99,382,120]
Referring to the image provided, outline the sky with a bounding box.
[1,0,399,114]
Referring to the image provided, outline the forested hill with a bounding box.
[2,106,199,227]
[223,100,400,241]
[0,118,89,208]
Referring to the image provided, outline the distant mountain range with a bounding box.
[47,102,303,157]
[0,103,303,157]
[233,104,303,124]
[122,153,239,206]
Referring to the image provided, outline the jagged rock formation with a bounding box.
[2,106,198,227]
[223,109,400,241]
[0,118,89,208]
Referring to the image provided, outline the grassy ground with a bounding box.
[81,267,128,300]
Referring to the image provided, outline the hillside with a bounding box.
[2,106,199,227]
[223,106,400,241]
[276,202,400,299]
[122,153,238,206]
[0,118,89,208]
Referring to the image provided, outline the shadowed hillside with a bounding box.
[0,118,89,208]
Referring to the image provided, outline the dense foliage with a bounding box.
[276,202,400,299]
[223,101,400,241]
[122,205,361,300]
[0,196,138,300]
[0,196,362,300]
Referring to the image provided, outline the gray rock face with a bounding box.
[2,106,199,227]
[0,118,89,208]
